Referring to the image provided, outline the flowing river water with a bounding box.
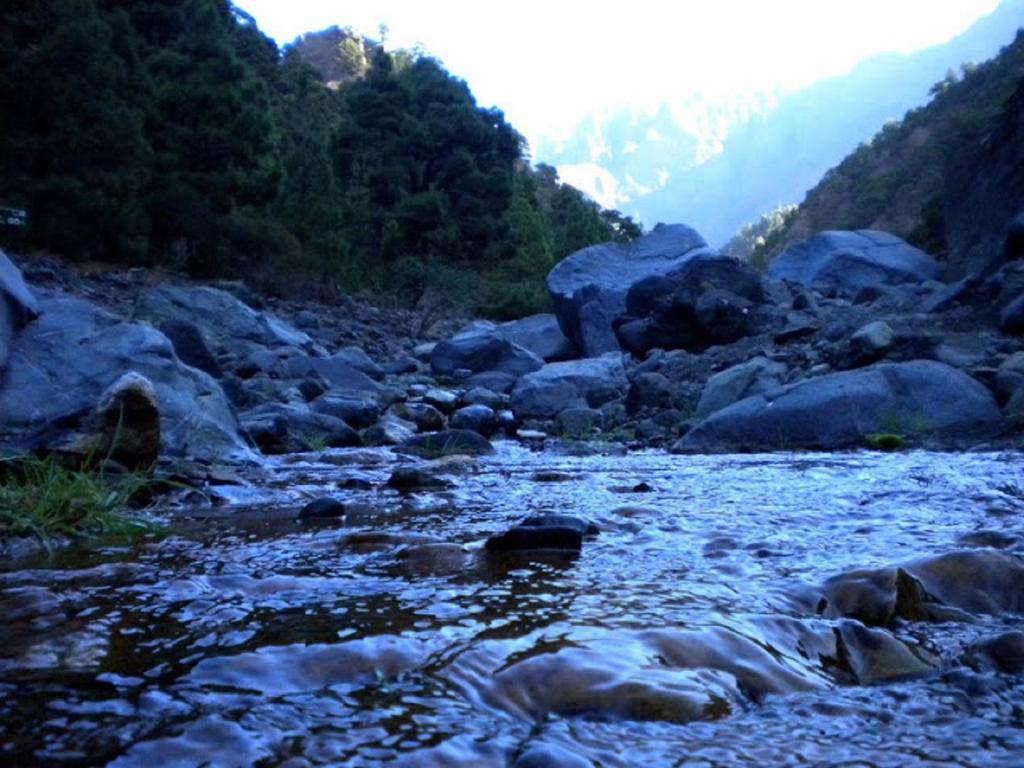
[2,445,1023,767]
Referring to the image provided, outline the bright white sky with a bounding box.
[235,0,1001,142]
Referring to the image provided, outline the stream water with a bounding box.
[1,445,1023,767]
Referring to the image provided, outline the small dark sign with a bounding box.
[0,206,27,228]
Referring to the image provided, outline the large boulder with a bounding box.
[0,251,39,372]
[0,296,253,463]
[511,355,629,419]
[452,314,574,362]
[767,230,940,296]
[134,284,313,360]
[547,224,711,356]
[615,253,768,356]
[430,332,544,378]
[673,360,1002,453]
[280,353,382,394]
[695,357,787,419]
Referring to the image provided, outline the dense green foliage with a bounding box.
[765,30,1024,263]
[0,1,639,315]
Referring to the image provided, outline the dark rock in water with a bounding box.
[0,296,252,463]
[903,549,1024,615]
[768,230,940,296]
[998,293,1024,336]
[966,631,1024,674]
[450,404,499,437]
[396,429,494,458]
[157,318,223,379]
[430,332,544,378]
[313,395,380,430]
[818,567,929,627]
[386,467,450,492]
[298,497,346,520]
[674,360,1002,453]
[511,355,629,419]
[514,744,594,768]
[531,470,575,482]
[485,525,583,553]
[547,224,711,356]
[520,514,599,536]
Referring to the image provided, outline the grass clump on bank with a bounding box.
[866,433,906,451]
[0,456,159,547]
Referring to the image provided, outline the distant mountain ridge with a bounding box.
[536,0,1024,245]
[762,25,1024,280]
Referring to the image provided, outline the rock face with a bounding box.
[510,355,630,419]
[0,251,40,372]
[135,284,312,360]
[768,230,940,296]
[430,332,544,378]
[0,296,253,463]
[674,360,1002,452]
[547,224,711,356]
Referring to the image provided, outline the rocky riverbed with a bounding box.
[2,219,1024,765]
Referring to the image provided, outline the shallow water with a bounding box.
[1,445,1023,766]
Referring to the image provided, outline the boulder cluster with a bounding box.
[2,216,1023,471]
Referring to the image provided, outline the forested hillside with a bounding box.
[0,0,639,316]
[758,29,1024,276]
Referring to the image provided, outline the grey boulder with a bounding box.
[768,230,940,296]
[452,314,574,361]
[135,284,312,360]
[0,296,253,463]
[695,356,787,419]
[430,332,543,378]
[0,251,40,372]
[674,360,1002,452]
[547,224,711,356]
[511,354,630,419]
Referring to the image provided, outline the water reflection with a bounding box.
[0,446,1021,765]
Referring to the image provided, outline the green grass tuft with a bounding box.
[866,433,906,451]
[0,456,161,548]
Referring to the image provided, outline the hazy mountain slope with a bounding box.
[765,28,1024,279]
[537,0,1024,245]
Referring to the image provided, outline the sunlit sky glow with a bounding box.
[236,1,1001,144]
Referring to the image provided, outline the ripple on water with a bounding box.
[0,446,1022,765]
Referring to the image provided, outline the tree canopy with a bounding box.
[0,0,641,315]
